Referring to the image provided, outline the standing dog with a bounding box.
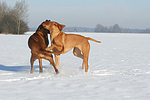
[42,20,101,72]
[28,20,59,74]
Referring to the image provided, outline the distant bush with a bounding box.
[0,0,29,34]
[95,24,150,33]
[95,24,123,33]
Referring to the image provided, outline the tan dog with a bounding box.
[28,20,59,74]
[42,20,101,72]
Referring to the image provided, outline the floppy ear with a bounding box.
[45,19,51,22]
[37,25,43,31]
[36,24,50,34]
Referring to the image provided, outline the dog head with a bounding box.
[53,22,66,31]
[37,20,50,34]
[42,20,66,32]
[36,25,50,34]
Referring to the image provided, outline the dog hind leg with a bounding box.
[73,47,87,69]
[82,42,90,72]
[73,47,83,59]
[49,56,59,74]
[38,53,59,74]
[84,56,89,72]
[83,51,89,72]
[30,54,37,73]
[39,58,43,73]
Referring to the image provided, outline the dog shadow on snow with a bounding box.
[0,64,48,73]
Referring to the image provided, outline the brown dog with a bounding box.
[42,20,101,72]
[28,20,59,74]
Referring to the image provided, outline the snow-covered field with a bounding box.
[0,32,150,100]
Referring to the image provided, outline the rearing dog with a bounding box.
[42,20,101,72]
[28,20,59,74]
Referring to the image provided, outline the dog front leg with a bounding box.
[46,44,62,51]
[55,54,60,68]
[46,45,55,51]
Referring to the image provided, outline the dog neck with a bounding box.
[50,29,60,42]
[37,31,49,47]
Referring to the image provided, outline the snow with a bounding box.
[0,33,150,100]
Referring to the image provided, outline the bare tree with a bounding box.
[0,1,8,19]
[11,0,28,34]
[0,1,10,33]
[113,24,121,33]
[95,24,104,32]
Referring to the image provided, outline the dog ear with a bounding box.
[57,24,66,31]
[36,24,50,34]
[37,25,43,31]
[46,19,51,22]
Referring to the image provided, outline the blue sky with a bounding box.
[4,0,150,29]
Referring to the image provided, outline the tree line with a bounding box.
[95,24,122,33]
[95,24,150,33]
[0,0,29,34]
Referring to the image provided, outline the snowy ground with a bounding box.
[0,32,150,100]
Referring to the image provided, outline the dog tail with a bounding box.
[86,37,101,43]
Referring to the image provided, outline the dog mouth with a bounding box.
[49,31,51,34]
[47,29,51,34]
